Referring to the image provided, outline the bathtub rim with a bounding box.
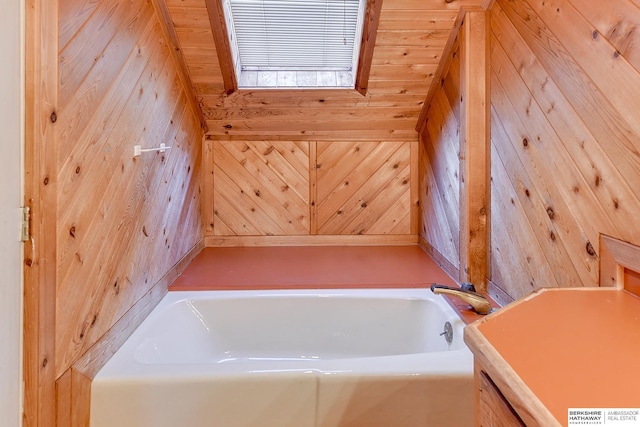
[93,287,473,380]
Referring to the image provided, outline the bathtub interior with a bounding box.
[90,289,474,427]
[132,294,466,365]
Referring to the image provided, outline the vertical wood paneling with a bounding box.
[55,0,203,384]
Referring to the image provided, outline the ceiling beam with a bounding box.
[205,0,237,95]
[355,0,384,95]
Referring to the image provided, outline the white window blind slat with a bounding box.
[227,0,363,71]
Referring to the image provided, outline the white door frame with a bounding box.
[0,0,25,425]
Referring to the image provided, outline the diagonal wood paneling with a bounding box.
[213,141,310,235]
[418,0,640,304]
[316,141,412,235]
[418,39,461,274]
[487,0,640,301]
[55,0,203,378]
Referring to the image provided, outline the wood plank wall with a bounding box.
[420,0,640,304]
[33,0,205,422]
[419,39,462,277]
[205,139,418,245]
[489,0,640,302]
[56,0,203,377]
[159,0,492,247]
[195,0,462,138]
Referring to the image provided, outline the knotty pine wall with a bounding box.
[419,39,461,277]
[205,138,418,245]
[163,0,470,246]
[56,0,203,379]
[421,0,640,304]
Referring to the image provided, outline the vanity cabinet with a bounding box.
[475,363,525,427]
[465,288,640,427]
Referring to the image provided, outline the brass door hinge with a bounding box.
[21,206,30,242]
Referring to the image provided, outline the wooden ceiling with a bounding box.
[156,0,482,140]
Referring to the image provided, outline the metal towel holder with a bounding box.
[133,143,171,157]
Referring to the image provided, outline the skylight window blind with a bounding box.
[228,0,361,71]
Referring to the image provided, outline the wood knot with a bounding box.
[546,207,555,220]
[263,146,275,155]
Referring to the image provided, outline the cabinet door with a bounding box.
[477,370,526,427]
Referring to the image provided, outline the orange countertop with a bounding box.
[465,288,640,426]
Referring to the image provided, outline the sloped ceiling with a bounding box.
[157,0,482,139]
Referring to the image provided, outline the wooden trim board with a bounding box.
[24,0,59,424]
[600,234,640,296]
[205,234,419,247]
[204,0,237,94]
[458,9,490,290]
[151,0,209,131]
[355,0,384,95]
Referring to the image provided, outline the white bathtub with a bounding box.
[91,288,474,427]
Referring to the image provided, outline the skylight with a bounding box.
[222,0,366,89]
